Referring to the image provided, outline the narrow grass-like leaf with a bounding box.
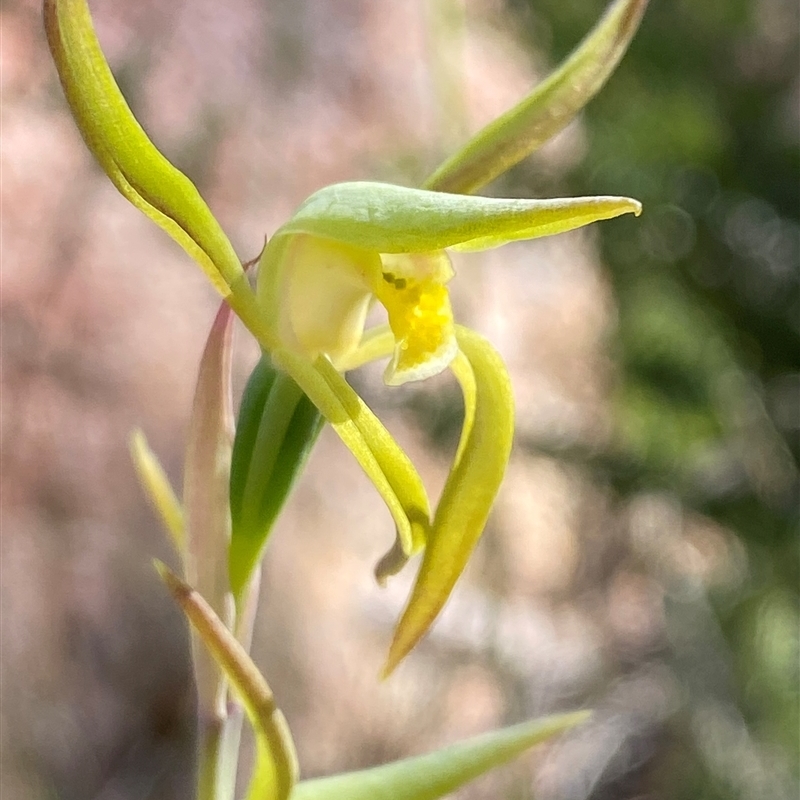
[385,327,513,674]
[229,357,278,536]
[43,0,244,295]
[292,711,590,800]
[183,302,235,717]
[423,0,649,194]
[247,394,322,559]
[237,376,304,538]
[272,182,641,254]
[275,349,431,568]
[157,565,298,800]
[229,356,323,600]
[129,429,184,553]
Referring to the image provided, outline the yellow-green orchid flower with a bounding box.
[254,182,640,671]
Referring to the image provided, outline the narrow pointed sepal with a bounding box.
[43,0,244,295]
[424,0,649,194]
[291,711,590,800]
[129,429,184,553]
[384,328,513,675]
[269,182,641,256]
[156,563,298,800]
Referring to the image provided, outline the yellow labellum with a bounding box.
[375,252,457,385]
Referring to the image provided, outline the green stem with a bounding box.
[197,712,241,800]
[194,568,264,800]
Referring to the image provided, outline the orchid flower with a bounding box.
[255,182,640,670]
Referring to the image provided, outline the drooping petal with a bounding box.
[156,564,298,800]
[384,327,514,675]
[291,711,590,800]
[271,182,641,255]
[374,347,475,589]
[129,429,184,553]
[423,0,649,195]
[275,349,430,563]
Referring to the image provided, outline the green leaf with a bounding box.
[385,327,514,674]
[230,357,279,533]
[423,0,649,194]
[183,302,236,717]
[43,0,245,296]
[156,564,298,800]
[271,182,641,255]
[129,429,184,553]
[291,711,590,800]
[229,355,324,600]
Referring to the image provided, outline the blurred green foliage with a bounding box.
[507,0,798,796]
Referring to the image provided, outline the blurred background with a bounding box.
[2,0,798,798]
